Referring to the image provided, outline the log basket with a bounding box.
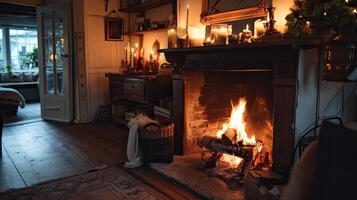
[139,122,174,163]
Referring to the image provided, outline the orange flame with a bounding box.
[216,98,256,145]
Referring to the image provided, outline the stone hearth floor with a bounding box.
[149,153,245,200]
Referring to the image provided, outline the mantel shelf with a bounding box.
[118,0,171,13]
[159,39,321,54]
[159,38,322,71]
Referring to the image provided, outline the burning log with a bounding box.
[200,135,254,161]
[222,128,237,145]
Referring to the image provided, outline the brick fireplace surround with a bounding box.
[151,39,320,199]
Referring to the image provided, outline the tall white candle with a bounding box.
[186,4,189,35]
[254,19,266,38]
[125,47,127,64]
[131,48,134,68]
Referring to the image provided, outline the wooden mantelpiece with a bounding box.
[159,39,320,71]
[161,39,320,175]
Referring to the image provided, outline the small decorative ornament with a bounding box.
[240,24,252,43]
[203,38,211,46]
[228,34,238,45]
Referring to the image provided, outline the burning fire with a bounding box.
[218,153,244,169]
[216,98,256,145]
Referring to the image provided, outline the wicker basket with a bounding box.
[139,122,174,163]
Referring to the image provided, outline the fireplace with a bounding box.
[163,41,302,175]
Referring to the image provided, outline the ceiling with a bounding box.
[0,3,37,28]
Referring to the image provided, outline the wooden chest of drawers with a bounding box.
[106,73,172,117]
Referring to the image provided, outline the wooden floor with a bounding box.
[0,121,129,193]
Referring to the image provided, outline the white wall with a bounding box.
[84,0,129,121]
[295,49,320,138]
[142,5,170,60]
[295,48,357,144]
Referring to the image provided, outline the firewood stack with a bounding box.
[198,128,270,189]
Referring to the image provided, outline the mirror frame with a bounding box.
[201,0,269,25]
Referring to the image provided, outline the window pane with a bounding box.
[0,29,4,67]
[9,29,38,71]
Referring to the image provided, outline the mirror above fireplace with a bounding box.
[200,0,269,25]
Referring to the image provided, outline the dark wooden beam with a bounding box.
[0,0,42,6]
[0,3,36,17]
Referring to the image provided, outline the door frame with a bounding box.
[37,2,73,122]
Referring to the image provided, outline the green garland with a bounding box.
[285,0,357,42]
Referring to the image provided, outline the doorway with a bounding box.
[0,1,73,125]
[0,3,41,126]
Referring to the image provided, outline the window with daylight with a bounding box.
[9,28,38,70]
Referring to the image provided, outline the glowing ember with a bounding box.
[218,153,244,169]
[216,98,256,145]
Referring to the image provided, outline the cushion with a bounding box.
[8,72,24,82]
[32,71,39,82]
[0,72,10,83]
[23,72,33,82]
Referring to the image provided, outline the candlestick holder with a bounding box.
[260,7,282,41]
[185,34,190,48]
[266,7,280,35]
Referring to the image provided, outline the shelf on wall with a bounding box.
[118,0,171,13]
[125,28,168,35]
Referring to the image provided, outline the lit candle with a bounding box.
[168,28,177,48]
[241,24,252,43]
[149,50,153,63]
[210,24,228,45]
[244,24,250,32]
[254,19,266,38]
[124,47,127,63]
[131,48,134,68]
[140,48,144,57]
[186,4,189,34]
[134,53,137,69]
[227,25,232,36]
[135,43,139,59]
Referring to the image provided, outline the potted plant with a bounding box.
[21,48,39,69]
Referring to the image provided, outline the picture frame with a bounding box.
[201,0,268,25]
[105,17,124,41]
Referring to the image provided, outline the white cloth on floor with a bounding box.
[124,114,159,168]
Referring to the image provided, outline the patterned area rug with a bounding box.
[0,166,170,200]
